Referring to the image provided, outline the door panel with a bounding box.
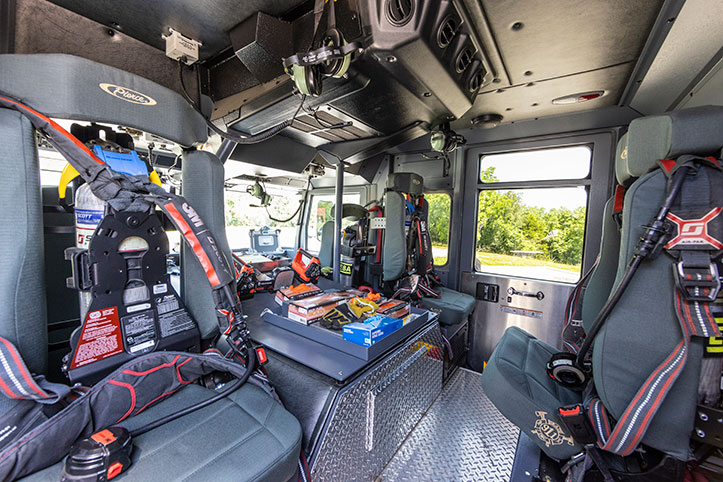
[460,271,574,370]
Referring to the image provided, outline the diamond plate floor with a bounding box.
[381,368,520,482]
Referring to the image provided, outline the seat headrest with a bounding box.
[387,172,423,195]
[0,54,207,146]
[614,133,629,186]
[617,106,723,185]
[330,203,367,221]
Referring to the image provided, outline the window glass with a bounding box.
[225,188,304,250]
[425,193,451,266]
[306,193,362,252]
[476,187,587,283]
[480,145,591,183]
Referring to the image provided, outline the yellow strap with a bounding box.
[58,163,80,199]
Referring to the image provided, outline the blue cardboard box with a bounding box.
[342,315,402,347]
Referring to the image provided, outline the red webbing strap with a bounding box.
[585,158,723,456]
[613,185,625,215]
[0,95,233,291]
[0,338,64,402]
[586,289,720,455]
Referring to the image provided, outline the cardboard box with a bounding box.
[376,299,410,319]
[274,283,322,305]
[342,315,403,347]
[284,290,361,324]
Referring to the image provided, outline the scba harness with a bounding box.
[550,155,723,470]
[392,194,442,301]
[0,95,261,479]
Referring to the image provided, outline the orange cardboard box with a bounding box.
[274,283,322,305]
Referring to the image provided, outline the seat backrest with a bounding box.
[181,150,233,339]
[318,203,367,268]
[579,135,627,327]
[382,172,423,281]
[593,106,723,460]
[0,109,48,374]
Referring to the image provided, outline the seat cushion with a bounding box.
[23,382,302,481]
[421,287,475,325]
[481,326,582,460]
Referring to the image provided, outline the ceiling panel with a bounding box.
[481,0,663,86]
[458,62,634,126]
[631,0,723,114]
[46,0,308,59]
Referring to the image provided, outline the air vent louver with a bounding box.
[456,47,474,73]
[468,68,486,93]
[386,0,414,26]
[437,17,458,48]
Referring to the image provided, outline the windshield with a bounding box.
[225,187,305,251]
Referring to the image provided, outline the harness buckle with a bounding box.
[557,404,597,445]
[674,260,721,301]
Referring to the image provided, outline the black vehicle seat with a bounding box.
[480,106,723,464]
[318,203,367,268]
[0,53,302,481]
[383,173,475,325]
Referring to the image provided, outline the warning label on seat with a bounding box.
[71,307,123,369]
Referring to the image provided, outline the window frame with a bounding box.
[301,186,368,253]
[459,132,615,285]
[424,191,452,268]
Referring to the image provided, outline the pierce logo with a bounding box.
[99,83,157,106]
[665,208,723,250]
[88,311,101,319]
[182,203,204,228]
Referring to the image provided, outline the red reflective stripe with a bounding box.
[109,380,137,423]
[0,376,19,399]
[0,338,47,398]
[122,355,180,376]
[613,185,625,213]
[659,159,676,173]
[135,388,181,416]
[621,340,687,454]
[164,202,221,287]
[706,156,721,168]
[175,357,195,385]
[608,339,685,443]
[0,96,103,165]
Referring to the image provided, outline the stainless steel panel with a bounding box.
[310,323,443,481]
[461,272,575,370]
[382,368,520,482]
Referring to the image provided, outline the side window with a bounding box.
[475,146,591,283]
[306,193,362,252]
[425,193,451,266]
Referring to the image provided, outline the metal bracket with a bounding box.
[370,217,386,229]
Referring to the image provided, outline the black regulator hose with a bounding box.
[178,61,304,145]
[129,348,258,437]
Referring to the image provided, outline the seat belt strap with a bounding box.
[0,338,69,403]
[612,185,625,229]
[585,156,723,456]
[562,257,599,354]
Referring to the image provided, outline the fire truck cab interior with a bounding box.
[1,0,723,481]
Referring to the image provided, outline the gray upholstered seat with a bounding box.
[420,286,475,325]
[23,383,302,481]
[383,173,475,325]
[481,106,723,462]
[0,53,302,481]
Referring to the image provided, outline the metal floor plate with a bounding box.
[381,368,520,482]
